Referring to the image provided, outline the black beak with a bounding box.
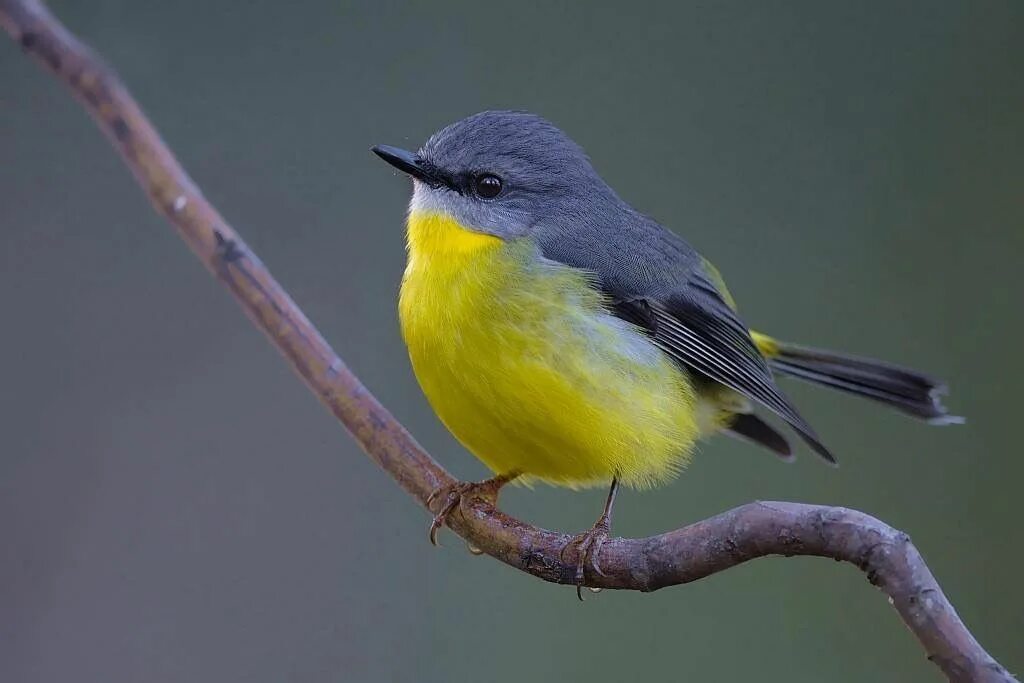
[372,145,443,187]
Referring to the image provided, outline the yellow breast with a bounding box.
[398,211,698,489]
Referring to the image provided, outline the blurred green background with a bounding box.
[1,1,1021,681]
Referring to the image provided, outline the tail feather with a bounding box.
[764,341,963,425]
[724,413,794,462]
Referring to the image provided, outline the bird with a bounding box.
[372,111,961,596]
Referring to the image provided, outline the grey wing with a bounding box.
[535,217,835,463]
[613,270,835,464]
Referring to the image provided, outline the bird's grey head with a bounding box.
[373,111,620,240]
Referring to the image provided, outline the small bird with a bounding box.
[373,111,960,594]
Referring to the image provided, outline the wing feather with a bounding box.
[613,289,836,464]
[533,214,834,462]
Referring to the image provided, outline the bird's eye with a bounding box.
[474,174,503,199]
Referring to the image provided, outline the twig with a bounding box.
[0,2,1014,681]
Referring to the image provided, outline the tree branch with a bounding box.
[1,2,1014,681]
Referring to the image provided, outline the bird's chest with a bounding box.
[397,213,625,430]
[398,228,577,383]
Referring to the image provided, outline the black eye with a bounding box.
[474,174,503,199]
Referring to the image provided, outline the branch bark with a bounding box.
[1,2,1014,681]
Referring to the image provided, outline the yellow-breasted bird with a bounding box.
[373,111,961,592]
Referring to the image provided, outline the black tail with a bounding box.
[725,413,794,462]
[767,342,963,424]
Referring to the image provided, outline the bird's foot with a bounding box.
[426,473,516,546]
[562,514,612,600]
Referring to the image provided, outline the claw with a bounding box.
[425,473,517,546]
[427,483,470,546]
[564,514,611,601]
[563,478,619,600]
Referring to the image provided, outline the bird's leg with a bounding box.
[562,478,619,600]
[427,471,519,545]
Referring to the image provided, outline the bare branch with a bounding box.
[0,2,1014,681]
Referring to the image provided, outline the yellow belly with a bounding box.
[398,212,699,489]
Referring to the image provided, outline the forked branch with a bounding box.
[0,2,1014,681]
